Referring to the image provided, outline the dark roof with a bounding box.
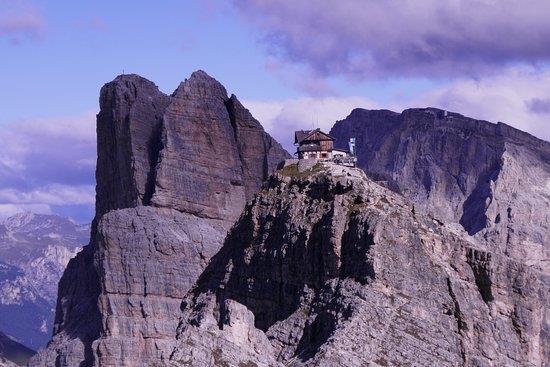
[294,128,334,144]
[294,130,311,144]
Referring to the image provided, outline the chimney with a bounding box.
[348,138,356,156]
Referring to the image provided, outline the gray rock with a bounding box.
[30,70,289,367]
[330,108,549,269]
[92,207,230,366]
[151,71,290,220]
[0,357,17,367]
[95,74,171,217]
[171,163,548,366]
[31,87,549,367]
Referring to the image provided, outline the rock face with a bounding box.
[0,213,88,350]
[30,71,289,367]
[330,108,549,269]
[171,163,548,366]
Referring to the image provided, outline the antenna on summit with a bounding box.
[316,108,319,129]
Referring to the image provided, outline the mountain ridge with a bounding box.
[171,162,548,366]
[0,331,35,366]
[30,72,549,366]
[331,107,549,269]
[30,70,290,367]
[0,212,88,351]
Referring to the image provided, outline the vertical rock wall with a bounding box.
[330,108,550,265]
[30,71,289,367]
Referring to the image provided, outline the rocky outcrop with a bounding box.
[330,108,549,269]
[0,213,88,350]
[95,75,170,217]
[171,163,548,366]
[30,71,289,367]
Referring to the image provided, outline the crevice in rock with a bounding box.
[466,248,494,304]
[340,213,375,284]
[294,310,337,362]
[224,97,247,182]
[262,136,272,181]
[142,120,164,206]
[459,149,504,235]
[446,278,467,365]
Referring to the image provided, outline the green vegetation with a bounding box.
[278,162,325,178]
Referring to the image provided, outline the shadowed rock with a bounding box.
[30,71,289,367]
[171,163,548,366]
[330,107,550,268]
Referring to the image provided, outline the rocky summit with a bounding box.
[330,108,549,267]
[29,71,289,367]
[170,162,548,366]
[30,74,548,367]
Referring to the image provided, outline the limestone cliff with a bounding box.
[29,71,290,367]
[31,84,549,367]
[170,163,548,366]
[330,108,549,270]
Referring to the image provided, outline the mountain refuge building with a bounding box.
[294,129,354,161]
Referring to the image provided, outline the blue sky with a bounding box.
[1,1,294,121]
[1,0,549,223]
[1,0,448,122]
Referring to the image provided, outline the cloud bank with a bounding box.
[247,68,550,148]
[411,68,550,141]
[0,0,45,43]
[0,113,96,220]
[245,96,378,153]
[234,0,550,79]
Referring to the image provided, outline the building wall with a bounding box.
[299,151,333,160]
[320,140,334,151]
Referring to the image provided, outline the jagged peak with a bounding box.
[105,74,161,91]
[99,74,167,109]
[347,108,399,118]
[172,69,228,100]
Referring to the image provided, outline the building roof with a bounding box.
[294,128,334,144]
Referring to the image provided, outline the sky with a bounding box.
[1,0,549,223]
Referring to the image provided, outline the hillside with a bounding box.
[0,213,88,350]
[0,331,35,366]
[171,162,548,366]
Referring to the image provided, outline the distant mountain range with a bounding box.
[0,331,35,366]
[0,212,89,351]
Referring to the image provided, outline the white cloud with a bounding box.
[0,112,96,219]
[247,67,550,148]
[0,185,95,206]
[407,68,550,141]
[0,204,52,220]
[245,96,378,152]
[0,0,45,43]
[234,0,550,79]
